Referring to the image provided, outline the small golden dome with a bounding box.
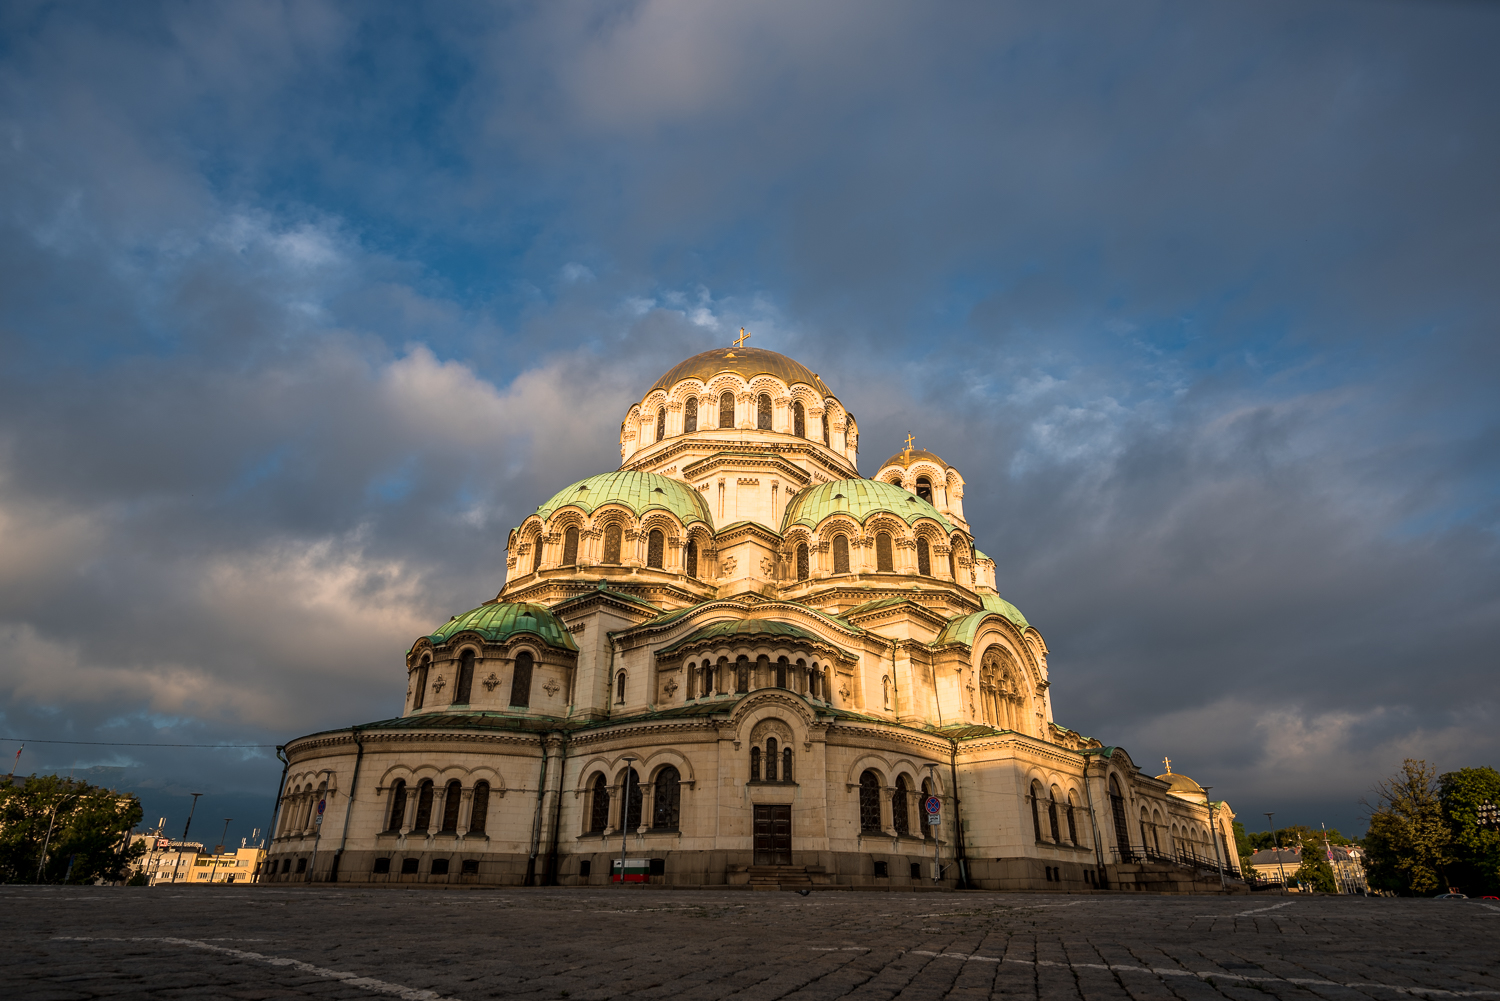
[648,347,831,396]
[881,448,949,470]
[1156,772,1208,802]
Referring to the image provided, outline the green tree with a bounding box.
[1438,766,1500,897]
[0,775,144,884]
[1294,836,1338,892]
[1361,759,1451,895]
[1233,819,1255,869]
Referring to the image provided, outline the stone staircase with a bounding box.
[747,865,815,891]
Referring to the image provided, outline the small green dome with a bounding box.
[979,593,1029,630]
[427,601,577,652]
[782,478,955,534]
[932,601,1030,647]
[534,470,714,528]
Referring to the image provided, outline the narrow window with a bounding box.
[793,401,806,437]
[775,657,788,689]
[647,528,664,568]
[876,531,894,572]
[822,408,831,446]
[622,768,643,830]
[782,747,793,781]
[686,540,698,578]
[387,780,407,832]
[1049,786,1061,843]
[947,548,956,580]
[470,781,489,835]
[719,391,735,428]
[756,393,772,430]
[461,858,479,874]
[655,407,666,442]
[916,477,933,503]
[510,651,533,708]
[603,523,622,564]
[413,780,434,834]
[562,527,579,565]
[589,774,609,833]
[832,534,849,574]
[531,533,543,573]
[735,655,749,694]
[796,543,809,581]
[399,857,417,875]
[684,397,698,433]
[716,657,728,694]
[441,780,462,833]
[454,650,474,704]
[765,738,778,781]
[750,746,761,781]
[859,770,882,833]
[1031,780,1044,841]
[917,538,931,576]
[893,776,910,836]
[616,670,627,703]
[1109,776,1131,854]
[412,661,429,710]
[808,663,820,700]
[652,766,681,829]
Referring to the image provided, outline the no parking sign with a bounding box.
[923,795,941,825]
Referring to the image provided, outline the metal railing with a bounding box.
[1114,845,1244,879]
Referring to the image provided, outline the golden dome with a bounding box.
[648,347,831,396]
[881,448,949,470]
[1156,772,1208,802]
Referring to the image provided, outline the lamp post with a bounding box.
[170,793,203,885]
[35,792,81,883]
[617,756,635,886]
[1202,786,1226,891]
[306,770,334,884]
[1264,812,1287,894]
[208,819,232,885]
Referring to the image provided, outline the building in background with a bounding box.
[129,821,266,885]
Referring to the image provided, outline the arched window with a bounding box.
[782,746,793,781]
[602,523,622,564]
[589,774,609,833]
[832,534,850,574]
[822,408,831,446]
[859,770,882,833]
[1048,786,1062,842]
[622,768,643,830]
[655,407,666,442]
[652,766,681,829]
[647,528,664,568]
[735,655,749,693]
[765,737,778,781]
[756,393,772,430]
[510,651,533,708]
[916,476,932,503]
[413,780,435,834]
[562,526,579,566]
[947,548,956,580]
[719,391,735,428]
[531,533,543,573]
[412,659,429,710]
[893,775,910,836]
[386,780,407,832]
[454,650,474,704]
[684,397,698,433]
[1030,780,1044,841]
[749,746,761,780]
[792,400,806,437]
[1109,776,1131,854]
[685,540,698,578]
[875,531,894,572]
[775,657,788,689]
[470,781,490,835]
[441,780,462,833]
[616,670,627,703]
[796,543,809,581]
[714,657,727,694]
[916,538,931,576]
[808,662,820,700]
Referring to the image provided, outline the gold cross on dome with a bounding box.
[1163,756,1172,774]
[733,327,752,348]
[904,433,916,454]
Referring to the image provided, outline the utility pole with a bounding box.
[616,757,635,885]
[926,763,942,883]
[170,793,203,884]
[1264,812,1287,894]
[35,792,80,883]
[208,819,232,884]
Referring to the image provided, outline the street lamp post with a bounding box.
[306,770,334,884]
[617,757,635,886]
[1264,812,1287,894]
[208,819,232,885]
[926,763,941,883]
[35,792,81,883]
[170,793,203,885]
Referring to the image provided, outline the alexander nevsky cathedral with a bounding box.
[269,341,1244,892]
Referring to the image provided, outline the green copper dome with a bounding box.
[979,593,1029,630]
[426,601,578,652]
[534,470,713,527]
[782,478,955,534]
[932,602,1030,648]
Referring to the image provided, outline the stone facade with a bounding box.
[268,345,1242,892]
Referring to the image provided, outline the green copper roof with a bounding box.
[932,605,1029,648]
[534,470,713,527]
[426,601,578,652]
[979,593,1030,630]
[782,478,955,534]
[658,618,850,658]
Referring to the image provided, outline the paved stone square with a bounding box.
[1,886,1496,1001]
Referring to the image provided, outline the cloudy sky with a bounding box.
[1,0,1495,844]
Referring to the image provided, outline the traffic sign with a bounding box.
[923,795,941,815]
[317,799,326,815]
[927,814,941,826]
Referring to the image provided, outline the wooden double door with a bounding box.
[753,805,792,865]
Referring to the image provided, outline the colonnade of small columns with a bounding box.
[622,388,857,464]
[680,652,830,702]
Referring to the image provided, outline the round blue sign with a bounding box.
[923,795,941,815]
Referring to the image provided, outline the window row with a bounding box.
[644,393,833,447]
[384,778,491,836]
[533,525,700,576]
[857,770,939,838]
[585,765,682,833]
[748,737,793,782]
[277,780,330,838]
[410,651,536,711]
[686,656,825,700]
[788,534,963,580]
[371,856,481,876]
[1029,780,1083,846]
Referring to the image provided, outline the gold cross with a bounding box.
[904,433,916,453]
[1162,756,1172,774]
[733,327,752,348]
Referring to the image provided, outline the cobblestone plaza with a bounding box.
[3,887,1496,1001]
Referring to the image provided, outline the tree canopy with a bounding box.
[1361,758,1500,896]
[0,775,144,884]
